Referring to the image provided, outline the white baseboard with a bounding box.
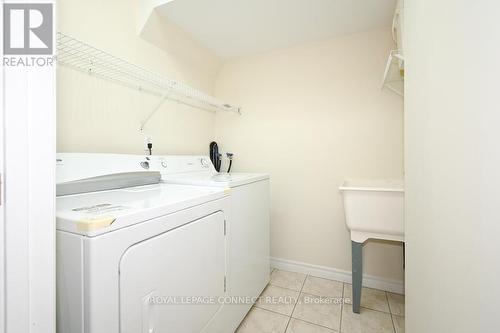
[270,257,405,295]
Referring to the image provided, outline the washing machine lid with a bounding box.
[149,155,269,187]
[56,183,227,237]
[164,172,269,188]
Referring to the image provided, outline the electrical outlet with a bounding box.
[143,135,153,153]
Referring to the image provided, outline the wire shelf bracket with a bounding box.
[382,49,404,97]
[56,32,241,130]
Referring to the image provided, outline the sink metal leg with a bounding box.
[403,242,405,270]
[351,241,363,314]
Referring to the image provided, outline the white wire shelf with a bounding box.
[382,49,404,97]
[56,32,241,114]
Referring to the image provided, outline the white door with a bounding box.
[120,212,226,333]
[1,1,56,331]
[0,3,5,324]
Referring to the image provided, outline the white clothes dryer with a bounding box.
[56,153,231,333]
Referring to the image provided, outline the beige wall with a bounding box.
[57,0,221,154]
[214,29,405,282]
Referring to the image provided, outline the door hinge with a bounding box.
[224,276,227,292]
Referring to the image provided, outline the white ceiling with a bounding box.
[156,0,396,59]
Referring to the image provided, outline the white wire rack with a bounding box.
[382,49,404,97]
[56,32,241,117]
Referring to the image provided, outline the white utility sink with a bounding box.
[340,179,404,243]
[339,179,404,314]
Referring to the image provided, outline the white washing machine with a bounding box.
[56,153,232,333]
[150,155,270,331]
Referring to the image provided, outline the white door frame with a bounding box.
[1,2,6,330]
[1,0,56,331]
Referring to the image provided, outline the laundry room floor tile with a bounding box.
[387,293,405,316]
[255,285,300,316]
[245,271,403,333]
[270,269,307,291]
[340,304,394,333]
[286,318,338,333]
[302,276,343,298]
[343,284,390,313]
[236,307,289,333]
[291,293,342,331]
[392,315,405,333]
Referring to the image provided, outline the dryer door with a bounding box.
[119,212,226,333]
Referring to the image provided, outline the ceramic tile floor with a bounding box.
[236,269,405,333]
